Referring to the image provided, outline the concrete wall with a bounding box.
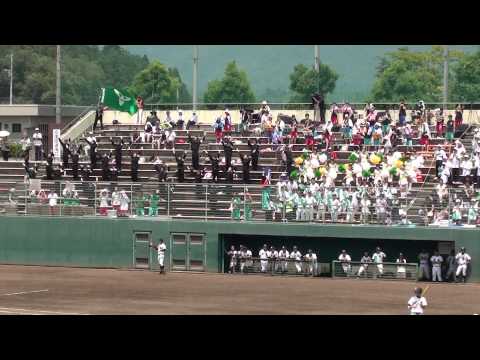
[103,109,480,126]
[0,216,478,281]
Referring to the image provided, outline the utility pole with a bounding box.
[314,45,320,94]
[443,45,448,111]
[314,45,320,72]
[56,45,61,125]
[9,53,13,105]
[193,45,198,111]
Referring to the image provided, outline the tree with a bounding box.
[288,63,338,103]
[203,61,256,103]
[369,46,464,103]
[168,67,191,103]
[130,61,190,104]
[451,50,480,102]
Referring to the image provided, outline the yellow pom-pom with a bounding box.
[395,160,404,168]
[295,157,304,165]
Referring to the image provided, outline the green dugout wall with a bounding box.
[0,216,478,281]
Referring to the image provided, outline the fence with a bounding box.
[228,257,330,277]
[332,260,419,281]
[142,102,480,112]
[0,181,478,227]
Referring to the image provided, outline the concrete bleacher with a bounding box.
[0,108,477,224]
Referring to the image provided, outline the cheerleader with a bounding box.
[98,189,109,216]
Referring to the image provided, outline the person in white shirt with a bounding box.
[118,190,130,217]
[111,187,121,213]
[278,246,290,274]
[304,249,317,276]
[176,110,185,130]
[32,128,43,161]
[259,244,268,273]
[372,247,387,277]
[338,249,351,275]
[430,250,444,282]
[455,247,472,283]
[186,112,199,130]
[269,246,279,273]
[150,238,167,274]
[407,287,428,315]
[48,191,58,216]
[434,145,447,178]
[290,246,302,274]
[98,188,109,216]
[396,253,407,279]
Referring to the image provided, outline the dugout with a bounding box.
[221,234,451,276]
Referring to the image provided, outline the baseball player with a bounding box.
[430,250,444,282]
[149,239,167,275]
[357,251,372,277]
[372,247,387,278]
[245,247,253,273]
[407,287,428,315]
[338,249,352,276]
[290,246,303,274]
[455,247,472,283]
[269,246,279,273]
[418,249,430,281]
[304,249,317,276]
[278,246,290,274]
[238,245,247,273]
[259,244,268,273]
[396,253,407,279]
[226,245,237,274]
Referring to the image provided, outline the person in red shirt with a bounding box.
[289,125,298,145]
[436,116,444,137]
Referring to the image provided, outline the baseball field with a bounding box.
[0,264,478,315]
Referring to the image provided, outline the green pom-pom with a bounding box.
[315,169,322,178]
[302,150,309,160]
[376,153,384,162]
[362,169,372,178]
[338,164,346,173]
[290,170,299,180]
[389,167,398,176]
[348,152,359,163]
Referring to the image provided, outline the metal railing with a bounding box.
[331,260,419,281]
[142,102,480,112]
[1,182,478,227]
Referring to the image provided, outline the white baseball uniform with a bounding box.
[396,258,407,278]
[372,251,386,275]
[278,250,290,272]
[455,252,471,277]
[338,254,352,274]
[157,243,166,267]
[290,250,302,273]
[259,249,268,272]
[304,253,317,275]
[358,256,371,276]
[418,252,430,280]
[430,255,443,282]
[408,296,427,315]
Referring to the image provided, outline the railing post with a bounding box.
[94,182,97,216]
[59,182,63,217]
[167,183,170,217]
[130,183,133,217]
[205,184,208,221]
[243,184,247,221]
[24,182,27,216]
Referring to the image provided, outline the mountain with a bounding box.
[124,45,479,102]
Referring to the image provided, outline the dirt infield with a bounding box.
[0,265,478,315]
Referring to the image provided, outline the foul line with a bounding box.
[0,307,89,315]
[0,289,49,296]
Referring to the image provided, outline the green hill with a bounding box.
[125,45,479,102]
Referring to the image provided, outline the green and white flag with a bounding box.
[100,87,138,115]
